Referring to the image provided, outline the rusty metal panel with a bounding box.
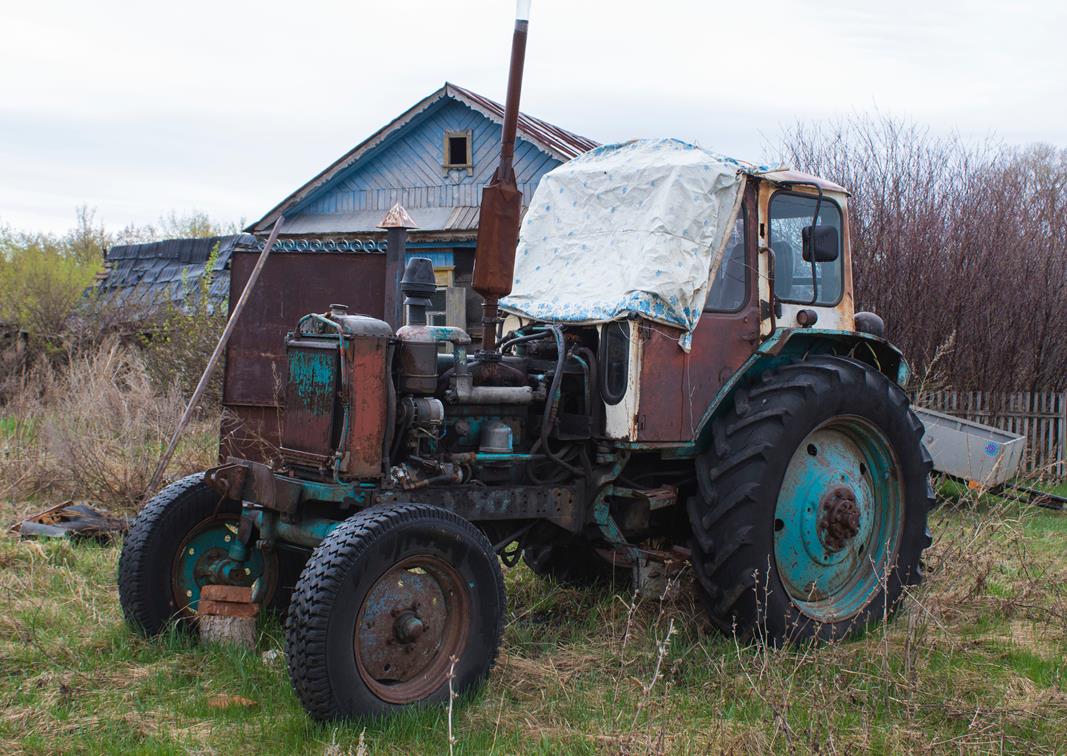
[636,182,761,442]
[220,405,283,464]
[224,251,386,407]
[222,251,387,464]
[345,336,389,478]
[281,339,340,459]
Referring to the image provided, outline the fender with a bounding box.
[656,328,910,459]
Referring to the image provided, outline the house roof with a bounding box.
[94,234,251,313]
[249,83,599,234]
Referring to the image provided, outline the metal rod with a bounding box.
[145,218,286,498]
[498,16,529,177]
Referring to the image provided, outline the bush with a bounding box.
[0,227,99,357]
[782,117,1067,393]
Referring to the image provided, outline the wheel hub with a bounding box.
[818,486,861,552]
[393,611,426,643]
[773,418,904,620]
[354,556,468,703]
[172,518,268,615]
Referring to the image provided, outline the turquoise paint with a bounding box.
[288,349,336,414]
[175,523,265,612]
[472,452,532,462]
[773,418,903,621]
[297,478,374,505]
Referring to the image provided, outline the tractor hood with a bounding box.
[500,138,776,350]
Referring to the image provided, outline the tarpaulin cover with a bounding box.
[500,139,749,349]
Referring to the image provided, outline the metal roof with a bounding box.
[446,83,599,160]
[93,235,252,313]
[249,83,599,234]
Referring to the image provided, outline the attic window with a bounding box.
[444,130,473,174]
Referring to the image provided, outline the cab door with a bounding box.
[634,179,761,442]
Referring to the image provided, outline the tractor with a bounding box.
[117,6,932,723]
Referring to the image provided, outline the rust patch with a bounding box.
[636,181,760,442]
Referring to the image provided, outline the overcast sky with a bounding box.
[2,0,1065,235]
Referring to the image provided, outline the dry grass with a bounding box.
[0,340,216,514]
[0,484,1066,753]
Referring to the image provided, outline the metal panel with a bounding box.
[220,405,284,464]
[635,181,762,442]
[222,251,387,464]
[281,339,340,459]
[344,335,389,478]
[916,407,1026,486]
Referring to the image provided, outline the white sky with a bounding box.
[2,0,1065,235]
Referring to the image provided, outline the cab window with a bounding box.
[704,208,747,312]
[769,192,843,306]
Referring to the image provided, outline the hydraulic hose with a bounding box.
[538,325,582,476]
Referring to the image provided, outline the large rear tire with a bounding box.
[688,356,933,644]
[284,503,505,721]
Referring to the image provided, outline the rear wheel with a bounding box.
[285,503,505,720]
[688,356,933,643]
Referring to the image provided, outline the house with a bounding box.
[246,82,599,335]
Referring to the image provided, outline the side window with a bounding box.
[769,192,843,306]
[599,321,629,405]
[704,209,747,312]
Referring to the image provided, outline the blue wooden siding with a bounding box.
[291,98,561,223]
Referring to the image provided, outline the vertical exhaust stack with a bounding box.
[471,0,531,356]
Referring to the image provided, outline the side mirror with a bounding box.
[802,225,839,262]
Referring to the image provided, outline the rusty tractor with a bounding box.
[117,4,932,722]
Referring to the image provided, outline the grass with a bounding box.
[2,488,1067,754]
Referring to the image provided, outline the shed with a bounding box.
[94,235,248,315]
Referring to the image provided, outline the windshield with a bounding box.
[769,192,843,306]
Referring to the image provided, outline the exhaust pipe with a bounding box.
[471,0,531,356]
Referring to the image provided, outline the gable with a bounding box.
[282,99,561,234]
[251,84,598,235]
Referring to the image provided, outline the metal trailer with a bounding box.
[915,407,1026,487]
[916,407,1065,509]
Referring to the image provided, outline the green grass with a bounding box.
[2,495,1067,754]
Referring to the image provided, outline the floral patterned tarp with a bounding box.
[500,138,762,350]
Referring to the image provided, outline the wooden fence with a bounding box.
[914,390,1067,478]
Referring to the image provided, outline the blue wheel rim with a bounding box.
[773,416,903,622]
[171,517,268,615]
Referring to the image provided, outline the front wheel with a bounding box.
[688,356,933,644]
[118,473,280,635]
[284,503,505,720]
